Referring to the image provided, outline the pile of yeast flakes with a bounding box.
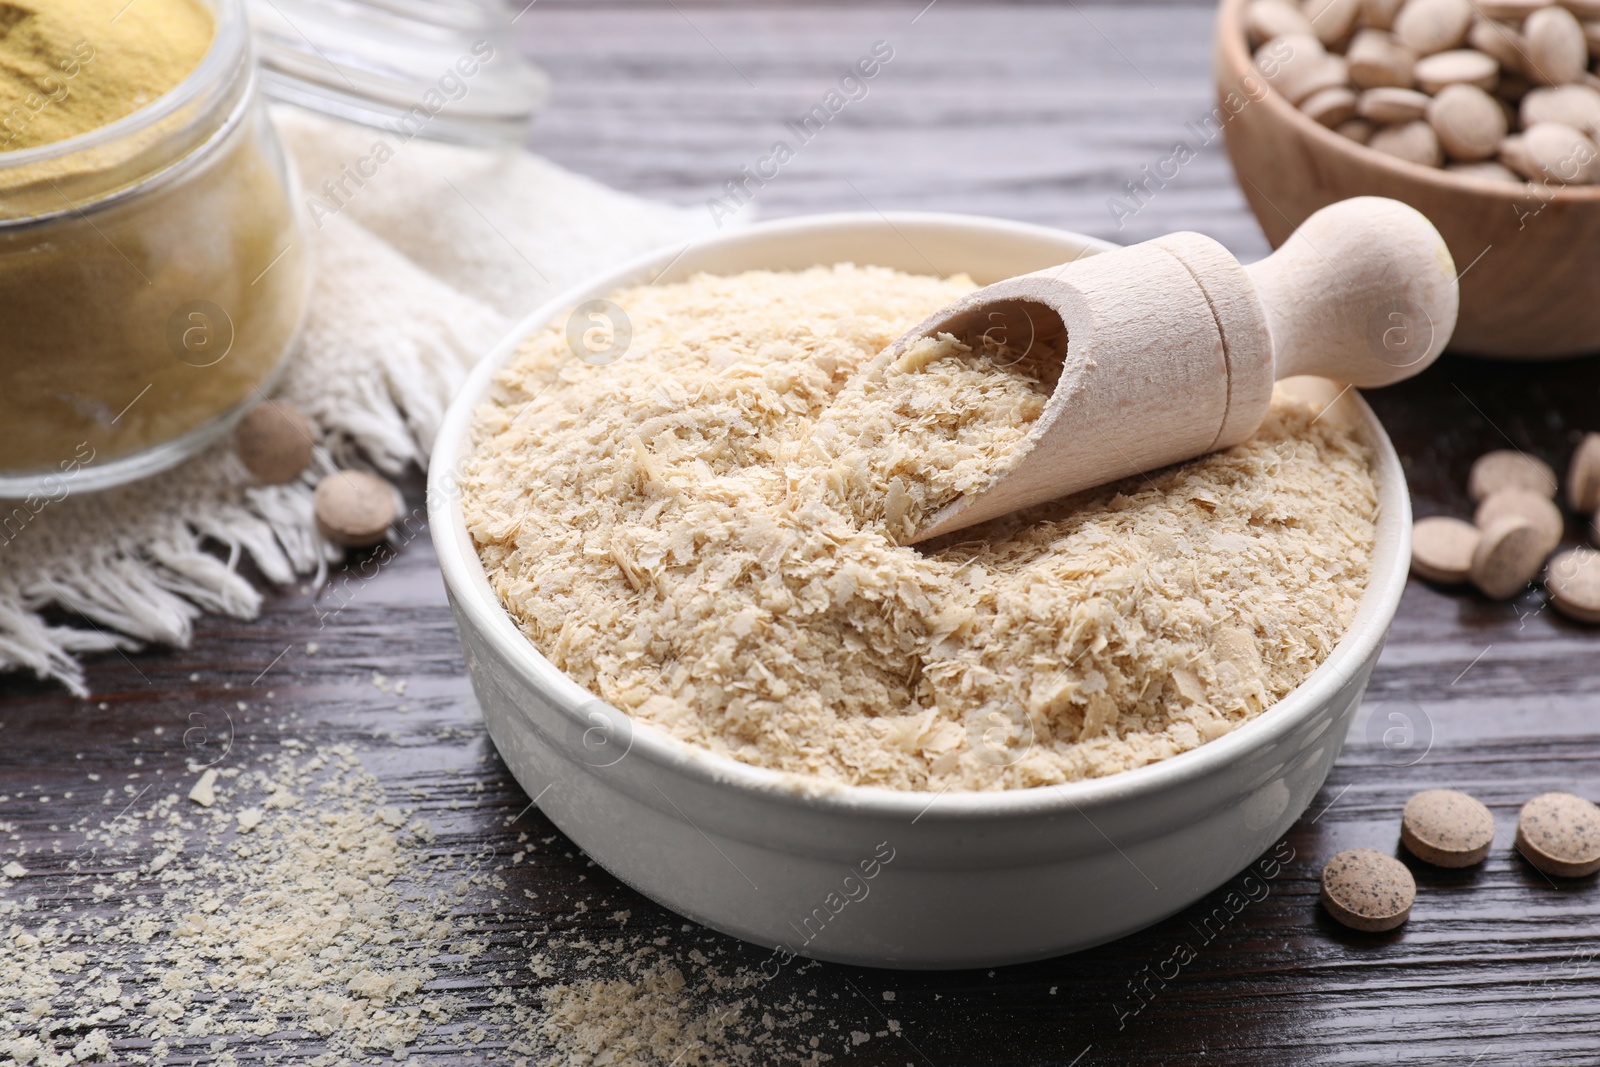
[461,264,1377,790]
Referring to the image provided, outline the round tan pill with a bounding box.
[1394,0,1476,55]
[1347,28,1419,89]
[1468,449,1558,502]
[314,470,397,548]
[1447,159,1527,182]
[1516,792,1600,876]
[1257,37,1346,106]
[1565,432,1600,513]
[1469,18,1528,74]
[1500,132,1535,173]
[1520,84,1600,132]
[1411,516,1482,583]
[1476,0,1553,17]
[1338,117,1379,142]
[1474,487,1565,557]
[1359,85,1434,122]
[1513,122,1600,181]
[1402,789,1496,867]
[233,400,315,485]
[1546,546,1600,623]
[1472,515,1541,582]
[1302,85,1361,126]
[1525,4,1589,85]
[1320,848,1415,931]
[1361,0,1409,30]
[1304,0,1362,46]
[1304,55,1352,104]
[1429,83,1510,159]
[1415,48,1501,93]
[1370,119,1446,164]
[1471,515,1547,598]
[1245,0,1316,46]
[1519,121,1600,183]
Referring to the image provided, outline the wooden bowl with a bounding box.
[1214,0,1600,359]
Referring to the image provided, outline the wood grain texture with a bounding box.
[5,3,1600,1064]
[521,0,1271,255]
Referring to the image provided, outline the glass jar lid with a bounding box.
[247,0,548,146]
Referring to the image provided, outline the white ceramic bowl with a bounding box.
[428,212,1411,969]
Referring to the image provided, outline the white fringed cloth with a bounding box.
[0,108,707,695]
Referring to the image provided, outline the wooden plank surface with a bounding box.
[5,3,1600,1064]
[523,0,1269,257]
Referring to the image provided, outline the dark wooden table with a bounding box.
[5,2,1600,1063]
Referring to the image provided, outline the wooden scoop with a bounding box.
[898,196,1459,543]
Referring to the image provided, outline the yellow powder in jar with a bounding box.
[0,0,213,153]
[462,266,1379,793]
[0,0,309,482]
[0,129,307,475]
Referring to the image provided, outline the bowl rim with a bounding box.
[1214,0,1600,203]
[428,209,1412,822]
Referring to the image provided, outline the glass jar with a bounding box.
[248,0,549,147]
[0,0,310,497]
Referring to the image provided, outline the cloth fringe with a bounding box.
[0,109,708,697]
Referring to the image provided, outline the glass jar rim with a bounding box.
[0,0,248,174]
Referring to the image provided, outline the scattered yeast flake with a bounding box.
[0,750,492,1065]
[186,768,219,808]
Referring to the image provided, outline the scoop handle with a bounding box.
[1242,197,1459,388]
